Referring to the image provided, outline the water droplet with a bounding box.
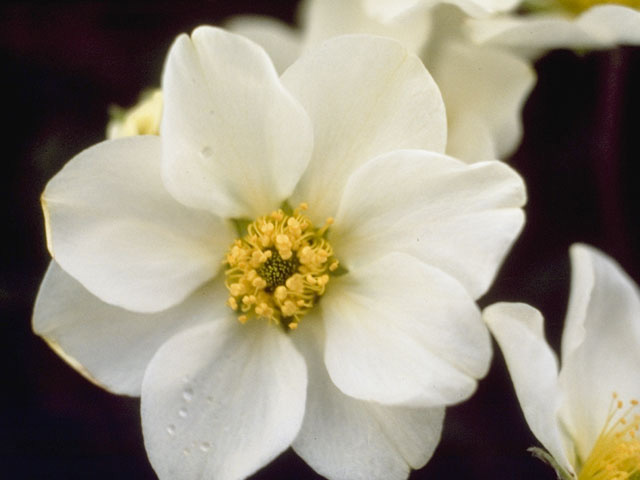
[199,442,211,452]
[183,448,191,456]
[182,388,194,402]
[166,424,176,436]
[199,146,213,159]
[206,395,214,404]
[178,407,188,418]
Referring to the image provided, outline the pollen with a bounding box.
[224,204,339,330]
[578,392,640,480]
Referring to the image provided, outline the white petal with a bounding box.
[433,42,535,160]
[281,35,446,223]
[558,244,640,461]
[224,15,302,74]
[465,9,631,57]
[364,0,520,21]
[292,322,444,480]
[141,319,307,480]
[42,136,230,313]
[32,261,228,396]
[445,112,497,163]
[363,0,426,20]
[322,253,490,407]
[577,5,640,46]
[302,0,431,56]
[331,150,526,299]
[560,243,594,364]
[161,26,313,218]
[483,303,574,475]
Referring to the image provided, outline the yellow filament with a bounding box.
[224,204,338,330]
[578,393,640,480]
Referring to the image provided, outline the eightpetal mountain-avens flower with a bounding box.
[34,27,526,480]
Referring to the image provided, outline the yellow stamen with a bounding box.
[578,392,640,480]
[224,204,338,330]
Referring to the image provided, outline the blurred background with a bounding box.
[1,1,639,478]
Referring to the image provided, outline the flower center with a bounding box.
[578,393,640,480]
[224,203,339,330]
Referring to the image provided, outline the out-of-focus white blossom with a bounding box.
[467,1,640,57]
[228,0,536,163]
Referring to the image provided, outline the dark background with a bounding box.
[2,1,639,478]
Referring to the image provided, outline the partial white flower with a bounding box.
[106,89,163,139]
[35,27,526,480]
[467,2,640,57]
[228,0,536,163]
[484,244,640,479]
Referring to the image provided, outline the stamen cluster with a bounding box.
[224,204,339,330]
[579,393,640,480]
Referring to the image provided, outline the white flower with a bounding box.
[228,0,535,164]
[484,244,640,480]
[34,27,526,480]
[106,89,163,139]
[467,2,640,57]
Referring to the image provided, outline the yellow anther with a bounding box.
[274,286,288,301]
[229,283,245,297]
[276,234,292,248]
[227,297,238,311]
[281,300,297,317]
[286,274,304,293]
[238,315,248,324]
[251,250,267,267]
[329,260,339,272]
[260,222,274,234]
[242,295,256,305]
[287,217,300,228]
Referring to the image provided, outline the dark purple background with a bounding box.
[2,1,639,479]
